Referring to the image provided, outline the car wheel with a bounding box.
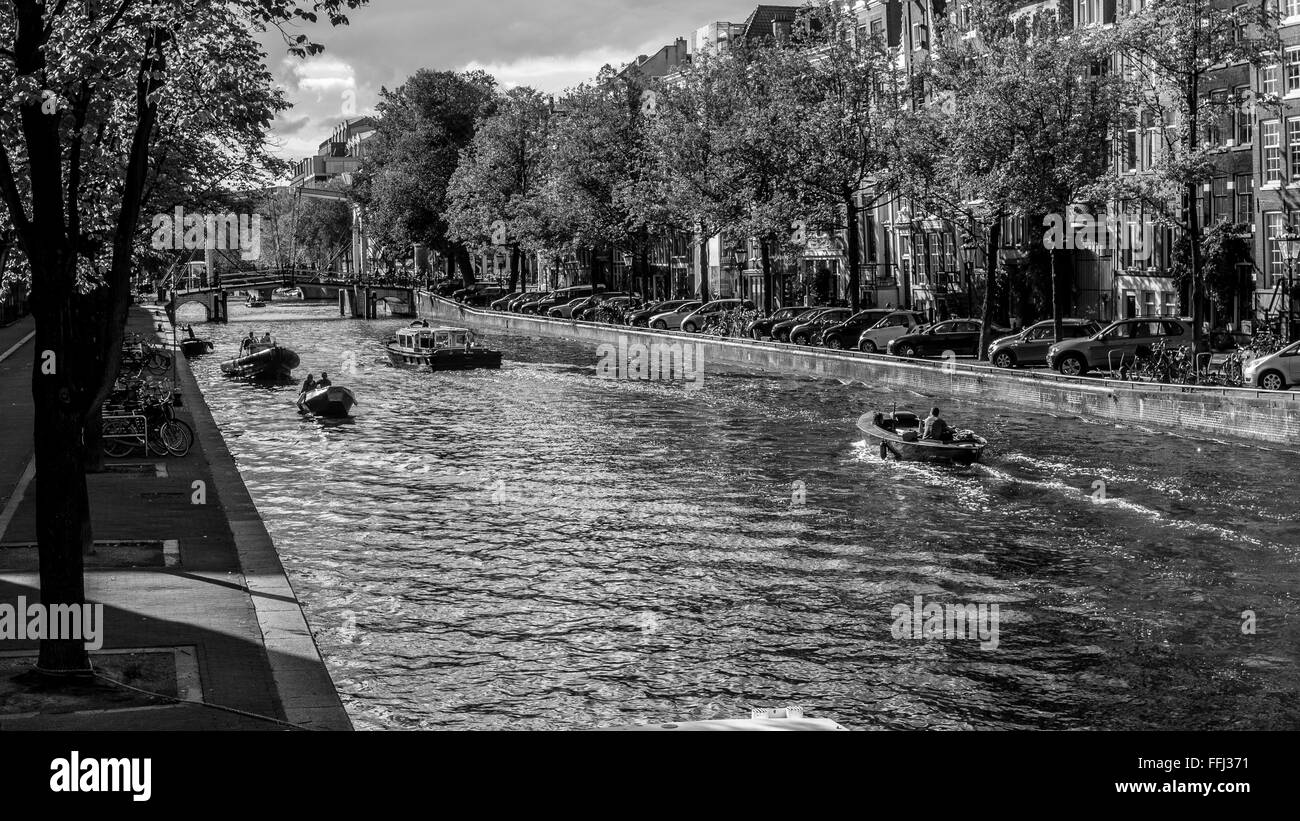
[751,329,763,340]
[900,344,919,358]
[1057,354,1087,377]
[651,320,667,330]
[992,351,1016,369]
[860,340,878,354]
[682,322,697,334]
[1260,370,1288,392]
[776,330,790,343]
[827,338,843,350]
[792,334,808,345]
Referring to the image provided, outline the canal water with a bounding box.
[182,301,1300,730]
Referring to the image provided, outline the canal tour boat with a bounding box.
[384,323,503,371]
[858,411,987,466]
[300,385,357,418]
[221,337,301,380]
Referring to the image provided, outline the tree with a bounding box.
[922,3,1121,358]
[543,68,669,293]
[445,87,552,292]
[353,69,496,285]
[0,0,365,677]
[781,1,905,313]
[1109,0,1276,345]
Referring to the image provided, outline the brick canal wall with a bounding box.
[416,291,1298,446]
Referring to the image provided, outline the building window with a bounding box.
[1234,86,1254,145]
[1207,89,1228,145]
[1266,211,1284,287]
[911,16,926,50]
[1264,120,1283,183]
[1124,122,1139,171]
[1162,293,1179,317]
[1236,173,1255,226]
[1211,176,1231,225]
[1263,65,1280,99]
[1289,118,1300,182]
[1286,48,1300,95]
[1287,0,1300,18]
[870,19,884,40]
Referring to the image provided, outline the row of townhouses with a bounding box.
[288,1,1298,336]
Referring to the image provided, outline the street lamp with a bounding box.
[1278,223,1300,341]
[958,240,977,317]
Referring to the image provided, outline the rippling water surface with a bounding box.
[183,302,1300,730]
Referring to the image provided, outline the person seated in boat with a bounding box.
[261,332,273,343]
[317,372,332,388]
[242,331,256,352]
[296,373,317,410]
[922,407,953,443]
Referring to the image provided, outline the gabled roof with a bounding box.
[739,5,802,41]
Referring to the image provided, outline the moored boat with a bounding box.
[221,339,300,380]
[857,410,987,466]
[246,296,266,308]
[301,386,356,418]
[384,323,503,371]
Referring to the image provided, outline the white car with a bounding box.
[649,301,702,331]
[1243,341,1300,391]
[856,311,928,353]
[678,299,756,334]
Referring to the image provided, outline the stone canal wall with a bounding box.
[416,291,1298,446]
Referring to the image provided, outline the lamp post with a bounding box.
[1278,223,1300,341]
[958,240,977,318]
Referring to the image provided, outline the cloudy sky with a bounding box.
[262,0,744,161]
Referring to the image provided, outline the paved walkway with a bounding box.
[0,306,349,730]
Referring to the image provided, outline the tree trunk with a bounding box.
[845,193,861,313]
[1051,249,1064,343]
[761,236,774,315]
[978,218,1003,361]
[508,246,520,293]
[455,243,475,287]
[697,234,711,304]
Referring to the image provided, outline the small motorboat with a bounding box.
[221,338,300,380]
[300,386,356,418]
[858,410,987,466]
[246,296,266,308]
[181,338,214,358]
[274,287,304,300]
[384,323,503,371]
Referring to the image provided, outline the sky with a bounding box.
[261,0,745,162]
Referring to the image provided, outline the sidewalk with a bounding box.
[0,306,350,730]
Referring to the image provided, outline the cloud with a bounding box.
[261,0,745,159]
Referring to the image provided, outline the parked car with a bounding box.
[746,307,807,340]
[679,299,756,334]
[856,311,928,353]
[627,299,695,327]
[516,292,556,314]
[1048,317,1200,377]
[547,297,589,319]
[790,308,853,345]
[771,308,834,343]
[488,292,521,311]
[888,318,1002,358]
[507,292,547,312]
[573,294,641,322]
[432,281,463,297]
[451,282,500,302]
[1243,340,1300,391]
[464,286,508,307]
[530,284,606,315]
[648,301,703,330]
[988,319,1102,369]
[813,309,893,349]
[569,292,638,321]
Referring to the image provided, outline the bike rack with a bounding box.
[1107,350,1129,378]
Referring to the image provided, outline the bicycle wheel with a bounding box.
[103,437,136,458]
[160,419,193,457]
[146,352,172,372]
[146,423,170,456]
